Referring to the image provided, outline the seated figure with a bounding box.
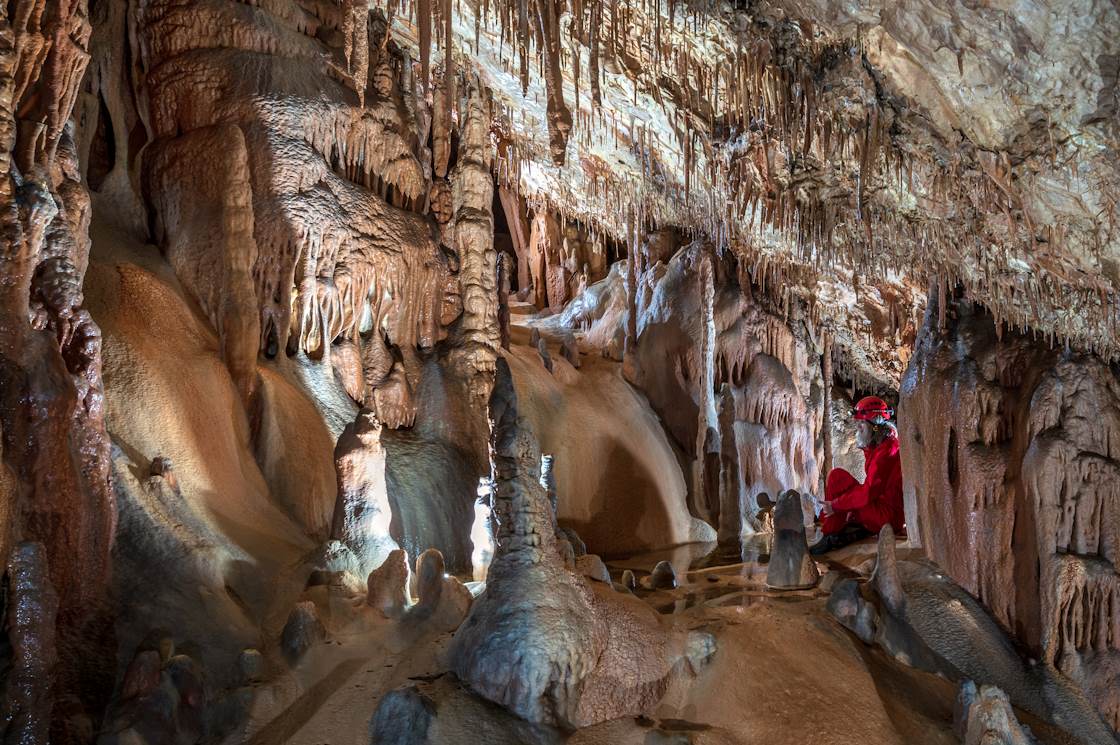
[811,396,904,555]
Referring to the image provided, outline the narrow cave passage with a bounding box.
[1,0,1119,744]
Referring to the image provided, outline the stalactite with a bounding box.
[419,0,432,88]
[536,0,572,165]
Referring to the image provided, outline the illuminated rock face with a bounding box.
[900,294,1120,730]
[136,0,466,411]
[626,244,826,534]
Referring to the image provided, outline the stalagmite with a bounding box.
[331,410,398,577]
[765,490,819,590]
[717,383,741,542]
[448,359,713,727]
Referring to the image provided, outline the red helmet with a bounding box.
[853,396,893,422]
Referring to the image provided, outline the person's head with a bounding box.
[853,396,896,449]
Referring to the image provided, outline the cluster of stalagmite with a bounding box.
[900,291,1120,730]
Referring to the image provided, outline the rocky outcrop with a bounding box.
[547,241,826,534]
[136,0,463,400]
[955,682,1038,745]
[97,641,206,745]
[367,549,411,619]
[900,294,1120,729]
[827,526,1118,745]
[448,358,714,728]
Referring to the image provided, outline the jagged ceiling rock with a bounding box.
[379,0,1118,370]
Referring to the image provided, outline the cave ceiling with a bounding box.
[379,0,1118,376]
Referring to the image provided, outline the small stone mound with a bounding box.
[765,489,819,590]
[368,686,435,745]
[645,561,678,590]
[281,601,325,663]
[367,549,411,619]
[576,554,611,583]
[954,681,1038,745]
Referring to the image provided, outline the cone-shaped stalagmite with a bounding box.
[766,490,819,590]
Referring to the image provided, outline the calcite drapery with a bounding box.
[137,0,463,407]
[900,293,1120,730]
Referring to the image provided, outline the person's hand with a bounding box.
[822,501,835,517]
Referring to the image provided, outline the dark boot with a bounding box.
[810,524,873,556]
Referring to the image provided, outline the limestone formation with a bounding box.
[470,477,496,583]
[901,294,1120,729]
[4,0,1120,740]
[536,337,554,373]
[448,85,498,406]
[137,0,463,372]
[646,561,679,591]
[827,526,1118,745]
[555,242,827,533]
[576,554,611,584]
[409,547,472,631]
[332,409,398,575]
[97,646,206,745]
[449,359,713,728]
[367,549,412,619]
[955,682,1038,745]
[765,490,819,590]
[281,601,326,663]
[368,686,435,745]
[1,543,59,744]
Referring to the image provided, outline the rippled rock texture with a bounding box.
[901,291,1120,730]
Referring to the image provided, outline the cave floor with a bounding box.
[229,538,1079,745]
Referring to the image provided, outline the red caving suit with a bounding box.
[822,434,905,536]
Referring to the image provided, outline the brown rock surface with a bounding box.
[901,294,1120,729]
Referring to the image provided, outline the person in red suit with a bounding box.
[811,396,905,555]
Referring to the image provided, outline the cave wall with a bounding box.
[899,294,1120,730]
[0,0,118,739]
[545,239,825,539]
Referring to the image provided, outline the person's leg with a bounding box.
[852,503,891,536]
[812,511,873,555]
[825,469,859,501]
